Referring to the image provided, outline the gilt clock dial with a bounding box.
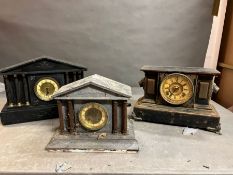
[79,103,108,131]
[160,73,193,105]
[34,77,60,101]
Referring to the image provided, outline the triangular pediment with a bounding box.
[53,74,132,99]
[0,56,87,73]
[55,84,129,100]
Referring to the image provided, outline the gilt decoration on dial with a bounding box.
[34,77,60,101]
[160,73,194,105]
[79,103,108,131]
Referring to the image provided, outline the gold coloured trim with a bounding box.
[34,77,60,101]
[78,103,108,131]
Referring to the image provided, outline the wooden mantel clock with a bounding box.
[0,56,87,125]
[46,74,138,152]
[133,66,221,132]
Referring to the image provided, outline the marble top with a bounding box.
[53,74,132,98]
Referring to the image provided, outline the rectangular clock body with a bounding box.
[134,66,221,132]
[0,56,87,125]
[46,74,138,152]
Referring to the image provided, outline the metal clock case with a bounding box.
[46,74,138,152]
[0,56,87,125]
[133,66,221,132]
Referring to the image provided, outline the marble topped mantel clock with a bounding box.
[134,66,221,132]
[46,74,139,152]
[0,56,87,125]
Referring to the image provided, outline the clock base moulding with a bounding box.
[134,98,221,132]
[46,120,138,153]
[0,104,58,125]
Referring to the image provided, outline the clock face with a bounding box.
[79,103,108,131]
[160,73,194,105]
[34,77,60,101]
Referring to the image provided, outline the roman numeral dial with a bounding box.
[160,73,193,105]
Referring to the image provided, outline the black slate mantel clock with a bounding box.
[0,56,87,125]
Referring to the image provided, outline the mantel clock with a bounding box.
[46,74,139,152]
[0,56,87,125]
[134,66,221,132]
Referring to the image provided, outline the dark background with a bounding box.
[0,0,213,86]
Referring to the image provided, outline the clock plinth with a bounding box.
[134,98,221,132]
[0,104,58,125]
[133,66,221,133]
[46,120,138,152]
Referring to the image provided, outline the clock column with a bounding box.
[68,100,75,133]
[22,74,30,105]
[121,101,127,134]
[3,75,14,107]
[81,71,84,78]
[73,72,77,81]
[57,100,65,133]
[112,101,118,133]
[14,74,22,106]
[76,71,81,80]
[65,72,69,84]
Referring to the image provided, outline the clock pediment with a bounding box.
[58,84,128,100]
[0,56,87,74]
[53,74,132,100]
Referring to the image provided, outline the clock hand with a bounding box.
[169,92,173,97]
[46,87,49,96]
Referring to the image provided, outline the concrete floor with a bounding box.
[0,89,233,174]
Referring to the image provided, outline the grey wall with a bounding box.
[0,0,213,86]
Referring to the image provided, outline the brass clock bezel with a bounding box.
[34,77,60,101]
[78,103,108,131]
[160,73,194,105]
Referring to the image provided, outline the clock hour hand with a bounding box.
[45,87,49,96]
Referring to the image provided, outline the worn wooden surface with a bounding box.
[134,99,220,132]
[1,88,233,174]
